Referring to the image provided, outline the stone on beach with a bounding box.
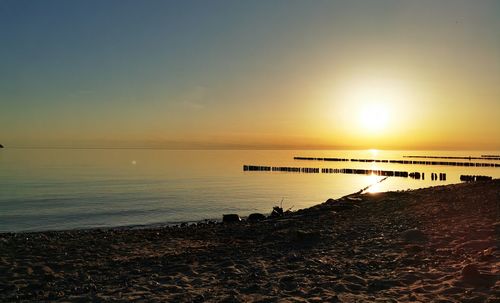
[222,214,241,223]
[461,263,497,287]
[461,264,481,281]
[248,213,266,222]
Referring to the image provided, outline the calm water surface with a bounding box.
[0,149,499,232]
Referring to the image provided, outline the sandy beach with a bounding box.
[1,180,499,302]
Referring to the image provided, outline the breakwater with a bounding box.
[243,165,495,183]
[294,157,500,167]
[243,165,435,180]
[243,165,320,173]
[460,175,493,182]
[404,155,500,161]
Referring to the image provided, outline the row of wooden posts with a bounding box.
[460,175,493,182]
[293,157,500,167]
[403,155,500,161]
[243,165,438,180]
[244,165,496,183]
[243,165,320,173]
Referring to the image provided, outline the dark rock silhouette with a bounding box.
[222,214,241,223]
[248,213,266,222]
[0,144,3,148]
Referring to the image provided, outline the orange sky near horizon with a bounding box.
[1,1,499,150]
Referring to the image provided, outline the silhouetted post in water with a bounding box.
[460,175,492,182]
[409,172,421,179]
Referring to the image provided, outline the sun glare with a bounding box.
[365,174,382,193]
[338,78,408,135]
[359,104,389,132]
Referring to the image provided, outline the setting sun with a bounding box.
[359,104,390,133]
[334,77,408,137]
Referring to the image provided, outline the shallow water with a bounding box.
[0,148,498,232]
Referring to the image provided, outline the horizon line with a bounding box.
[3,146,500,152]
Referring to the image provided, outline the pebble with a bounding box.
[461,264,481,281]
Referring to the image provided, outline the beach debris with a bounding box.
[401,229,428,243]
[346,196,363,202]
[269,198,287,218]
[222,214,241,223]
[248,213,266,222]
[321,197,358,211]
[269,206,284,218]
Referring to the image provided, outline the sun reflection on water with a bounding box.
[365,174,382,193]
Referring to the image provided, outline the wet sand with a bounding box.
[1,180,499,302]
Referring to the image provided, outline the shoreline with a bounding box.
[0,180,375,234]
[0,179,443,235]
[1,180,499,302]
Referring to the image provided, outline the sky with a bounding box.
[1,0,499,150]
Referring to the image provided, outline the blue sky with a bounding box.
[1,0,499,149]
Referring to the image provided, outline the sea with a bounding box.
[1,148,499,232]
